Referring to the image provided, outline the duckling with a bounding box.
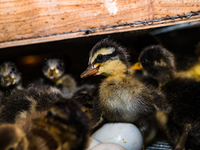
[0,123,28,150]
[80,38,170,143]
[176,42,200,80]
[72,93,94,118]
[0,113,58,150]
[16,111,58,150]
[42,57,77,98]
[137,45,200,149]
[0,84,63,124]
[0,61,23,102]
[33,98,92,150]
[130,63,159,88]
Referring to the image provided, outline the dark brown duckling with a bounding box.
[138,45,200,150]
[0,61,23,105]
[0,112,58,150]
[42,57,77,98]
[80,38,170,145]
[0,124,28,150]
[0,85,63,124]
[33,98,92,150]
[72,93,93,118]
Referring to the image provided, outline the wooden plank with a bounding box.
[1,15,200,49]
[0,0,200,47]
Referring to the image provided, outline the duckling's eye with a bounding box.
[97,54,103,61]
[11,67,16,72]
[10,67,16,74]
[8,147,15,150]
[43,62,49,69]
[57,63,63,70]
[142,59,148,63]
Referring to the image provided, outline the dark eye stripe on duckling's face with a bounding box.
[89,47,116,65]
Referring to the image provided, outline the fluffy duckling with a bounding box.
[130,63,159,88]
[137,45,200,149]
[0,124,28,150]
[0,61,23,100]
[176,42,200,80]
[72,93,93,118]
[0,113,58,150]
[33,98,92,150]
[0,85,63,124]
[16,112,58,150]
[80,38,170,140]
[42,57,77,98]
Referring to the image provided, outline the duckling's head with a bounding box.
[138,45,176,83]
[0,124,28,150]
[42,58,65,80]
[81,38,130,78]
[0,62,21,88]
[33,98,91,149]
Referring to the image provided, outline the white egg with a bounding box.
[86,137,102,150]
[91,123,143,150]
[89,142,127,150]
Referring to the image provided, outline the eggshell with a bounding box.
[86,137,102,150]
[89,142,127,150]
[91,123,143,150]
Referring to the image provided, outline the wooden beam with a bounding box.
[1,15,200,49]
[0,0,200,48]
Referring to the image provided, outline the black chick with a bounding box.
[138,45,200,150]
[0,84,63,124]
[33,98,92,150]
[80,38,170,142]
[42,57,77,98]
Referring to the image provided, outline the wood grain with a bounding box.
[0,0,200,48]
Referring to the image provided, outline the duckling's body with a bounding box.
[162,77,200,149]
[0,112,58,150]
[176,62,200,80]
[81,39,170,140]
[33,98,92,150]
[138,45,200,149]
[42,57,77,98]
[0,61,23,105]
[72,93,93,118]
[0,85,63,124]
[0,124,28,150]
[16,112,58,150]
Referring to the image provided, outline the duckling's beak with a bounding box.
[80,65,99,78]
[47,69,57,80]
[3,76,13,87]
[130,62,142,70]
[32,117,46,128]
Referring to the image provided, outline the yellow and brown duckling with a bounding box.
[0,112,58,150]
[80,38,170,141]
[0,124,29,150]
[0,61,23,99]
[176,41,200,80]
[42,57,77,98]
[0,85,63,124]
[33,98,92,150]
[137,45,200,149]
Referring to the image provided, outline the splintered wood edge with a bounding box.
[0,16,200,49]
